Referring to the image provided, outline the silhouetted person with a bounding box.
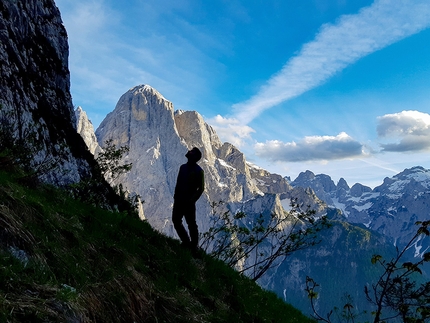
[172,147,204,254]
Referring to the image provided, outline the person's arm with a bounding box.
[173,165,184,199]
[193,169,204,202]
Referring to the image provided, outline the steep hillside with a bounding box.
[0,167,313,323]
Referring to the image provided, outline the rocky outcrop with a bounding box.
[75,107,102,155]
[248,162,292,195]
[0,0,97,185]
[95,85,187,232]
[292,171,337,206]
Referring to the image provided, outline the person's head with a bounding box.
[185,147,202,163]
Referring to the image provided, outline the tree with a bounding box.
[200,199,330,281]
[68,139,140,215]
[306,221,430,323]
[96,139,132,185]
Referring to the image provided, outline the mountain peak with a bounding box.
[395,166,428,179]
[129,84,167,101]
[337,178,350,190]
[294,170,316,182]
[90,85,311,236]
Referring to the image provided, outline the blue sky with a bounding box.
[56,0,430,188]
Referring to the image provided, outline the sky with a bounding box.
[55,0,430,188]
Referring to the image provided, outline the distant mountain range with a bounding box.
[291,166,430,256]
[76,85,429,317]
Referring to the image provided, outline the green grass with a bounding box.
[0,169,314,323]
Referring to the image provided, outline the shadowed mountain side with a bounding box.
[261,219,396,319]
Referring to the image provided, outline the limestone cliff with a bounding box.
[0,0,97,185]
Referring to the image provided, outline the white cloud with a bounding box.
[377,110,430,152]
[207,115,255,148]
[255,132,365,162]
[232,0,430,124]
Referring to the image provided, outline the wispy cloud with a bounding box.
[230,0,430,125]
[255,132,366,162]
[57,0,131,106]
[57,0,223,124]
[377,110,430,152]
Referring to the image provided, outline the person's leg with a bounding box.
[172,201,191,245]
[184,203,198,250]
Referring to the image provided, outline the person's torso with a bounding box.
[174,163,203,199]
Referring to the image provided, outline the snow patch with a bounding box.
[387,193,402,199]
[352,202,372,212]
[361,192,380,201]
[254,178,268,186]
[407,235,430,258]
[347,196,361,203]
[332,198,348,217]
[218,158,236,170]
[246,161,263,170]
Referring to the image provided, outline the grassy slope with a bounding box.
[0,169,314,323]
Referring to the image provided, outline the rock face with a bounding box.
[95,85,190,233]
[0,0,97,185]
[93,85,325,237]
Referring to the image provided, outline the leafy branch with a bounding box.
[96,139,132,185]
[200,199,330,281]
[365,220,430,323]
